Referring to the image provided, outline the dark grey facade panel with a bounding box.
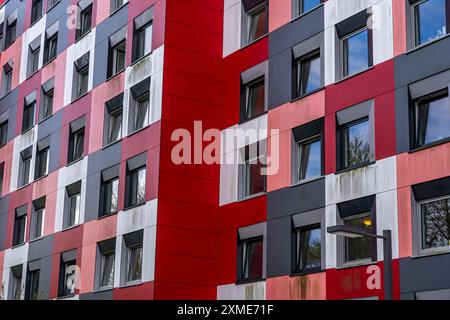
[0,86,18,115]
[93,4,129,88]
[268,49,292,109]
[79,289,114,300]
[395,86,410,154]
[4,0,26,42]
[45,0,70,57]
[84,171,101,222]
[28,234,55,261]
[267,178,325,220]
[266,216,292,277]
[86,141,122,176]
[399,255,450,294]
[0,211,7,251]
[268,5,324,58]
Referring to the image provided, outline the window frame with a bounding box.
[68,124,85,164]
[242,76,266,122]
[2,66,13,96]
[238,236,264,283]
[99,175,119,218]
[125,165,146,209]
[411,89,449,150]
[95,239,116,291]
[13,207,27,247]
[295,134,323,183]
[240,143,267,200]
[5,19,17,49]
[44,32,58,64]
[22,100,36,133]
[417,194,450,255]
[244,1,269,46]
[31,204,45,241]
[76,4,93,41]
[25,267,41,300]
[0,120,8,147]
[19,149,32,188]
[121,231,144,286]
[293,224,322,274]
[58,257,76,298]
[40,85,54,121]
[293,49,322,99]
[10,266,23,300]
[31,0,44,25]
[109,39,126,78]
[110,0,126,14]
[340,27,373,79]
[35,145,49,180]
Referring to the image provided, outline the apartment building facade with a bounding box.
[0,0,449,300]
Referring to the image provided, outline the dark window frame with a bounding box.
[22,100,36,133]
[13,208,27,247]
[99,175,119,218]
[295,134,323,182]
[237,236,264,283]
[132,20,153,63]
[293,223,322,274]
[5,19,17,49]
[340,27,373,78]
[293,49,322,99]
[57,257,76,298]
[241,76,266,123]
[68,125,85,164]
[244,1,269,46]
[44,32,58,64]
[0,120,8,147]
[76,4,93,41]
[31,0,44,25]
[124,165,146,209]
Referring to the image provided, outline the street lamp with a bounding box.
[327,225,393,300]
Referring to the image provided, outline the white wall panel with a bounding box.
[223,2,242,57]
[217,281,266,300]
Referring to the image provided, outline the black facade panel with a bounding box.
[266,216,292,277]
[80,289,114,300]
[267,178,325,220]
[268,49,293,109]
[399,255,450,294]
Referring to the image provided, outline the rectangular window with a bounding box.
[31,0,43,25]
[58,254,76,298]
[100,166,119,217]
[125,165,146,209]
[68,119,85,164]
[2,65,13,96]
[10,266,23,300]
[5,19,17,48]
[22,100,36,133]
[73,53,90,100]
[297,135,321,181]
[294,51,321,98]
[295,225,321,273]
[107,107,122,144]
[134,93,150,132]
[76,4,92,40]
[109,40,126,78]
[13,206,27,247]
[40,80,54,120]
[96,239,115,290]
[343,213,374,263]
[44,32,58,64]
[134,23,152,62]
[339,118,370,170]
[246,2,268,45]
[123,232,143,284]
[0,120,8,147]
[132,9,153,62]
[421,196,450,251]
[35,139,50,180]
[413,0,447,47]
[26,268,40,300]
[243,77,265,121]
[240,237,263,282]
[242,144,266,198]
[342,28,371,77]
[31,198,45,240]
[19,148,32,188]
[111,0,125,13]
[28,45,40,77]
[64,181,81,229]
[413,91,450,148]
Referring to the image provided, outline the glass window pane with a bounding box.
[301,0,321,14]
[245,158,265,196]
[299,53,321,96]
[100,253,115,287]
[69,194,80,227]
[34,209,44,239]
[298,138,321,180]
[422,198,450,250]
[344,119,370,168]
[0,121,8,146]
[418,95,450,146]
[248,6,268,43]
[246,80,265,120]
[134,95,149,131]
[242,238,263,280]
[127,245,143,282]
[297,227,321,271]
[144,24,153,56]
[415,0,446,46]
[343,29,369,77]
[13,275,22,300]
[108,109,122,143]
[344,214,373,262]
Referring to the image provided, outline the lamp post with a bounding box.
[327,225,393,300]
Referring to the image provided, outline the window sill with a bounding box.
[335,161,375,175]
[235,278,265,285]
[29,16,43,29]
[239,110,268,125]
[408,137,450,154]
[38,114,53,125]
[120,281,143,289]
[71,91,90,104]
[62,224,81,232]
[337,260,376,270]
[240,34,268,51]
[93,287,114,293]
[21,125,36,135]
[102,138,122,150]
[16,182,32,191]
[47,1,61,13]
[291,175,324,188]
[127,124,151,138]
[130,52,153,68]
[75,29,92,44]
[57,294,75,300]
[291,87,324,104]
[34,174,49,183]
[29,236,44,243]
[238,191,266,203]
[290,268,323,277]
[0,91,12,100]
[291,3,324,23]
[106,69,125,83]
[66,156,85,168]
[98,211,118,220]
[42,56,57,69]
[412,248,450,259]
[406,33,450,55]
[109,2,128,17]
[11,243,26,250]
[123,202,146,212]
[26,69,40,80]
[335,66,375,85]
